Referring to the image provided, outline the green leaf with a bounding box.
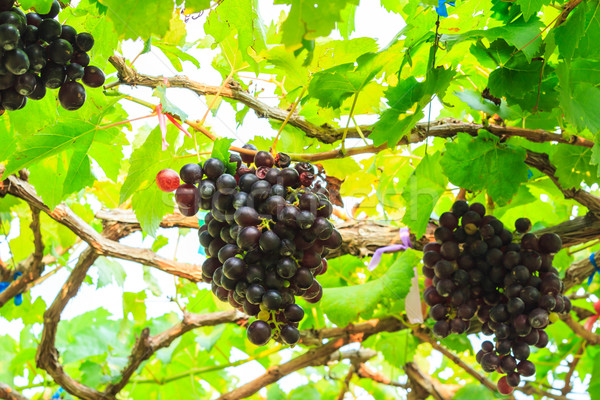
[21,0,53,13]
[307,52,383,109]
[557,62,600,134]
[440,131,528,205]
[554,2,586,60]
[211,138,237,175]
[551,144,596,188]
[266,385,286,400]
[96,257,126,288]
[275,0,360,48]
[155,85,189,121]
[184,0,211,13]
[364,330,418,365]
[123,291,147,325]
[515,0,549,22]
[401,152,447,238]
[131,181,176,237]
[289,385,321,400]
[321,250,419,326]
[370,67,455,147]
[96,0,174,40]
[205,0,267,71]
[453,384,496,400]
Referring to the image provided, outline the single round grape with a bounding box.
[49,38,73,64]
[506,372,521,388]
[4,49,29,75]
[240,143,257,164]
[480,352,500,372]
[60,24,77,44]
[506,297,525,315]
[277,257,297,279]
[180,163,203,184]
[515,217,532,233]
[512,341,530,360]
[222,257,246,280]
[500,355,517,373]
[175,183,200,216]
[156,169,180,192]
[0,23,19,50]
[58,81,86,110]
[262,290,283,310]
[451,200,469,217]
[247,320,271,346]
[280,324,300,345]
[41,62,66,89]
[528,308,549,329]
[75,32,94,52]
[517,360,535,377]
[38,18,61,42]
[246,284,265,304]
[433,260,454,279]
[429,304,448,321]
[237,226,261,250]
[432,320,450,338]
[538,233,562,254]
[26,12,41,26]
[259,230,281,253]
[296,210,315,229]
[284,304,304,323]
[14,72,37,96]
[254,150,274,167]
[292,268,314,289]
[82,65,105,88]
[523,328,540,346]
[234,206,261,227]
[71,51,90,67]
[439,211,458,230]
[497,376,514,395]
[280,167,299,187]
[1,88,25,110]
[496,340,511,355]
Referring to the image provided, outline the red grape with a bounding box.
[156,169,180,192]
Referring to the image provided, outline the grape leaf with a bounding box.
[184,0,211,13]
[401,152,447,238]
[211,138,237,175]
[155,86,188,121]
[205,0,266,72]
[557,63,600,133]
[95,257,126,288]
[320,250,419,326]
[0,120,16,166]
[553,2,586,61]
[96,0,173,40]
[440,131,528,205]
[370,67,455,147]
[274,0,360,49]
[20,0,53,13]
[132,184,175,237]
[515,0,549,22]
[307,52,383,109]
[551,144,596,188]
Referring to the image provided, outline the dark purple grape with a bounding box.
[515,218,532,233]
[451,200,469,217]
[439,212,458,230]
[481,352,500,372]
[432,320,450,338]
[506,372,521,387]
[538,233,562,254]
[237,226,261,250]
[234,206,261,227]
[517,360,535,377]
[75,32,94,52]
[280,324,300,344]
[512,342,530,360]
[284,304,304,323]
[247,320,271,345]
[175,183,199,216]
[500,355,517,373]
[179,163,202,184]
[254,150,274,168]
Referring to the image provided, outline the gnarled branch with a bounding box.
[108,56,593,149]
[0,383,28,400]
[6,176,203,282]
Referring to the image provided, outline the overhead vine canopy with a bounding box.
[1,0,600,399]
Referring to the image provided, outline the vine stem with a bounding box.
[340,92,362,154]
[132,345,283,385]
[98,113,156,130]
[272,85,307,155]
[200,69,235,125]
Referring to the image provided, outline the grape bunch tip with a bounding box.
[156,150,341,346]
[0,0,105,113]
[423,200,569,394]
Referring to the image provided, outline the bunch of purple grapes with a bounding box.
[422,200,571,395]
[0,0,105,112]
[157,146,342,346]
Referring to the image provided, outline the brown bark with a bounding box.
[0,383,28,400]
